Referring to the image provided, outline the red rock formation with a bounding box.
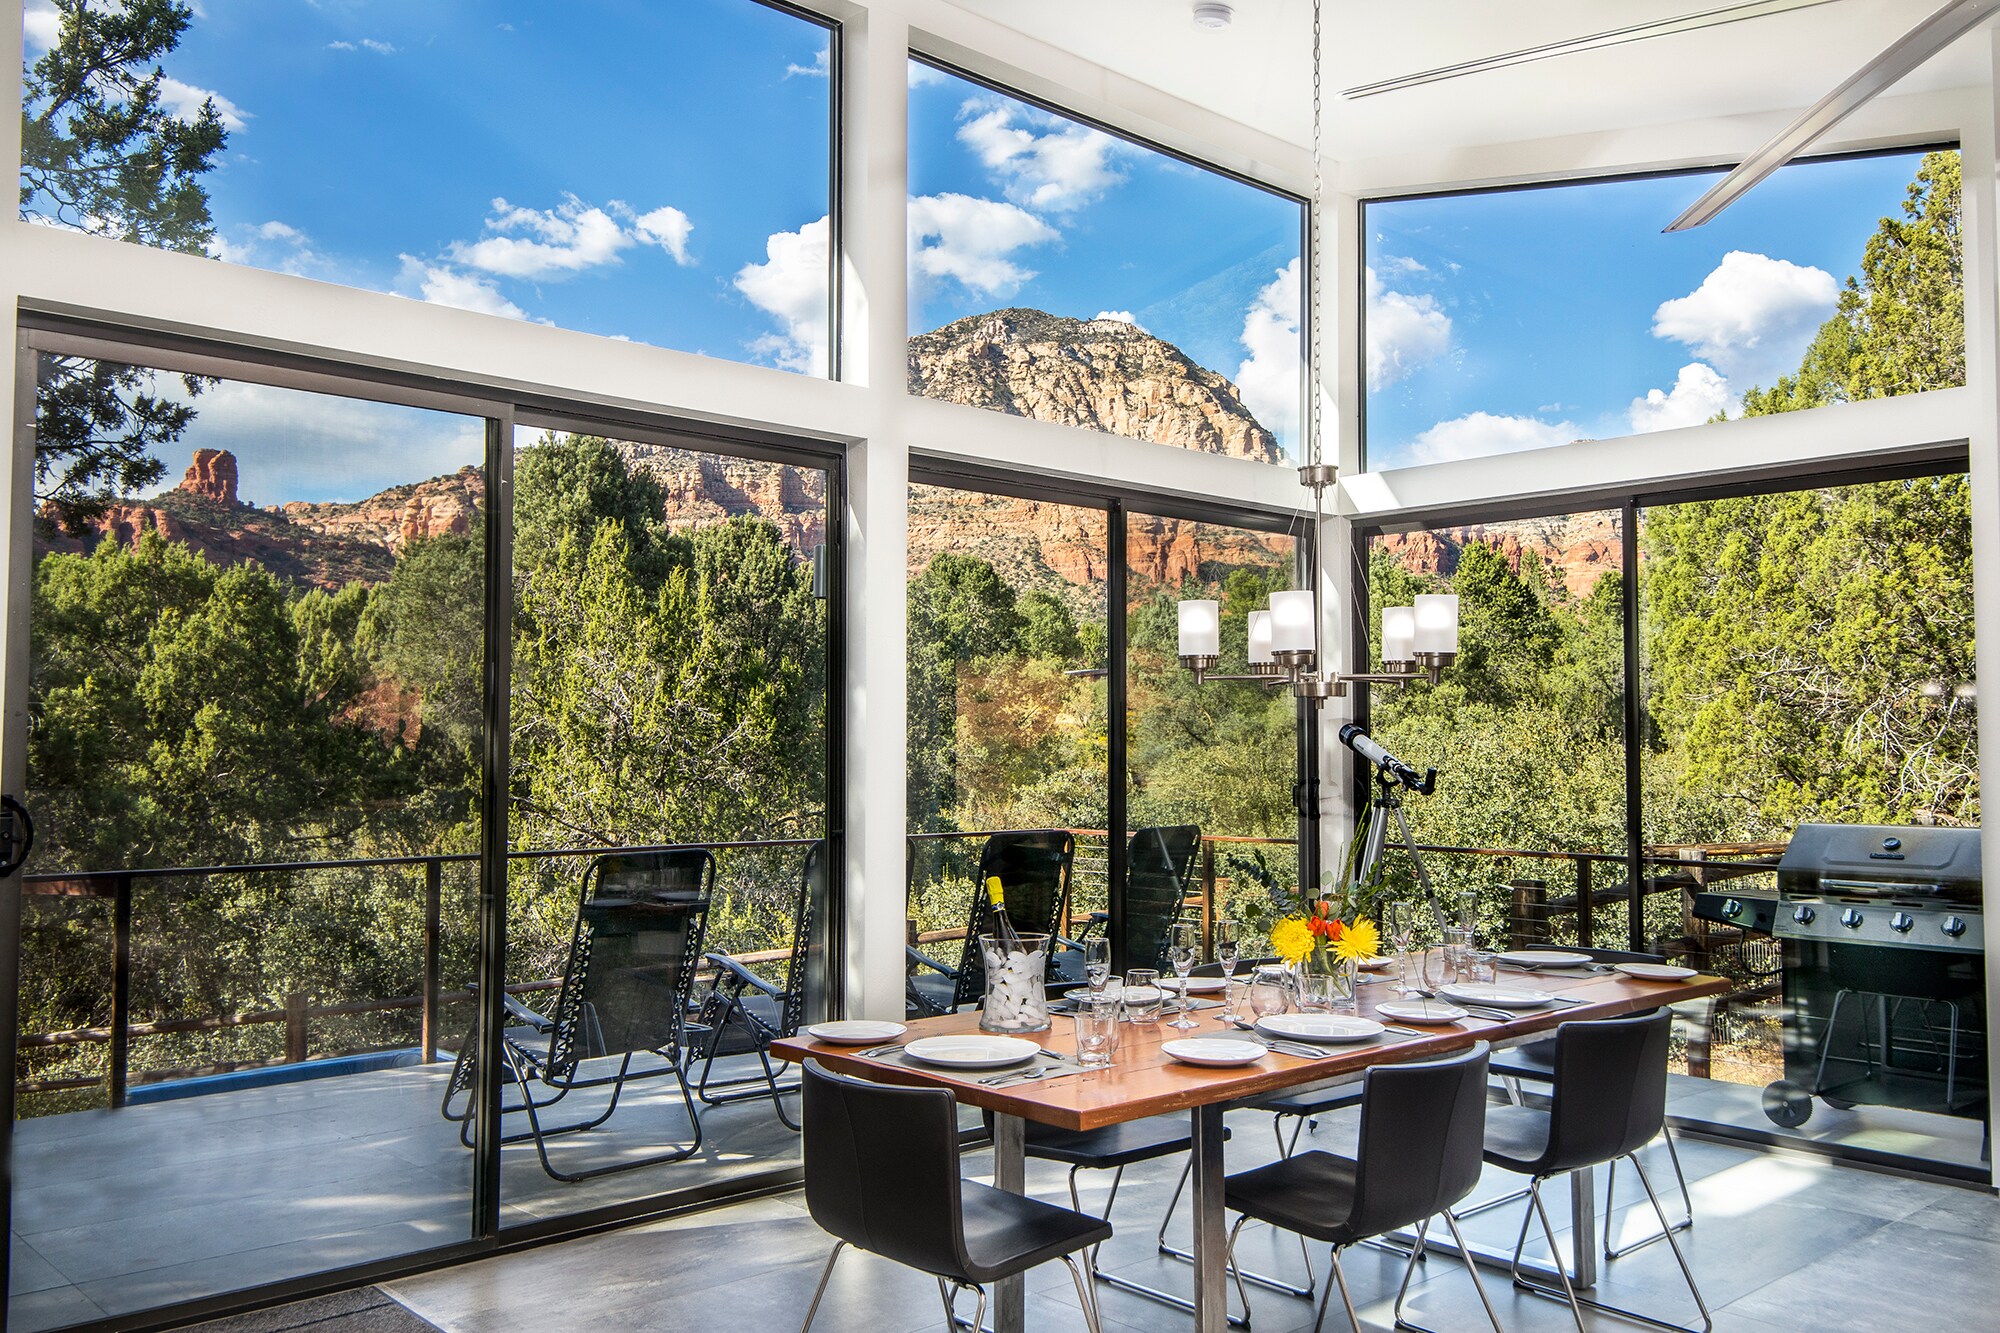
[179,448,239,504]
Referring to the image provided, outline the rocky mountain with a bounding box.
[280,467,483,556]
[1375,512,1622,598]
[614,442,827,553]
[909,310,1283,465]
[40,449,398,590]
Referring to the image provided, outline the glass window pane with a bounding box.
[20,1,834,375]
[15,358,486,1326]
[909,62,1304,461]
[1363,149,1962,470]
[905,483,1108,1013]
[1365,512,1627,948]
[1124,517,1299,972]
[502,429,828,1214]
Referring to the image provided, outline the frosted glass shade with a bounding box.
[1414,594,1459,653]
[1178,599,1220,657]
[1382,606,1416,662]
[1247,611,1274,664]
[1269,589,1316,654]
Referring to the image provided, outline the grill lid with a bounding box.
[1777,824,1982,907]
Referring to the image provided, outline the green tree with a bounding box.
[21,1,227,527]
[907,552,1027,830]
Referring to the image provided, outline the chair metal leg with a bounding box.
[1323,1246,1362,1333]
[1062,1253,1107,1333]
[1071,1161,1247,1326]
[800,1241,844,1333]
[1508,1177,1586,1333]
[1508,1162,1714,1333]
[1392,1216,1503,1333]
[1605,1125,1693,1260]
[1161,1154,1313,1300]
[939,1279,996,1333]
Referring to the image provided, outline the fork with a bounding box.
[858,1043,907,1058]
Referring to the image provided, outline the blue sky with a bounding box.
[908,62,1306,457]
[1364,150,1939,469]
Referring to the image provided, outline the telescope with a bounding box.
[1338,723,1437,796]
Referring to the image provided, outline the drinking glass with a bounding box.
[1247,964,1290,1023]
[1124,968,1164,1023]
[1218,977,1245,1024]
[1072,995,1120,1067]
[1443,925,1473,985]
[1215,919,1240,979]
[1084,937,1111,993]
[1168,924,1201,1030]
[1382,902,1418,995]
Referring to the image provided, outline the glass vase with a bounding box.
[978,932,1052,1033]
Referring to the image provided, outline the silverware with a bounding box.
[858,1043,906,1058]
[979,1065,1051,1086]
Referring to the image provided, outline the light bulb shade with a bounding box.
[1247,610,1274,664]
[1178,599,1221,658]
[1269,589,1316,654]
[1413,593,1459,653]
[1382,606,1417,663]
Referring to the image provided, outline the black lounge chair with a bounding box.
[441,847,715,1181]
[692,840,827,1130]
[907,829,1074,1017]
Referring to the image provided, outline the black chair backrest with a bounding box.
[1122,825,1200,973]
[953,830,1075,1009]
[1343,1042,1491,1240]
[1542,1007,1673,1174]
[802,1059,969,1277]
[548,847,715,1075]
[785,840,830,1035]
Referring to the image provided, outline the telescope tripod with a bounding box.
[1349,766,1450,935]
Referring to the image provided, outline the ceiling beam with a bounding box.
[1665,0,2000,230]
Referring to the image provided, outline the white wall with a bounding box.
[3,1,1998,1182]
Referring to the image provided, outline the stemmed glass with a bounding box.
[1383,901,1419,995]
[1215,919,1240,980]
[1084,937,1111,993]
[1168,923,1201,1030]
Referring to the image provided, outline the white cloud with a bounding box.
[736,215,831,376]
[448,195,693,280]
[630,205,694,265]
[957,103,1123,213]
[907,192,1058,297]
[24,0,60,53]
[1629,361,1735,433]
[1234,257,1301,448]
[1376,254,1428,278]
[1366,266,1451,392]
[787,48,830,78]
[1092,310,1144,329]
[209,219,333,277]
[1405,411,1579,466]
[1651,250,1838,388]
[909,62,949,88]
[361,38,396,55]
[396,255,529,321]
[158,76,250,131]
[328,40,355,50]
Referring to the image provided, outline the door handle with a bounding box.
[0,795,35,876]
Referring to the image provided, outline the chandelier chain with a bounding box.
[1308,0,1323,471]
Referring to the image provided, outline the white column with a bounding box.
[839,3,913,1018]
[1967,32,2000,1191]
[1320,180,1365,875]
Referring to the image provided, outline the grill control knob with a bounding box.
[1723,898,1744,920]
[1942,915,1969,939]
[1792,905,1816,926]
[1840,908,1865,929]
[1889,912,1916,934]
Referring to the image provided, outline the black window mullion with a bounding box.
[1107,501,1129,975]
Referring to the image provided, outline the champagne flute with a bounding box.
[1168,923,1201,1029]
[1384,901,1419,995]
[1215,919,1240,979]
[1084,937,1111,993]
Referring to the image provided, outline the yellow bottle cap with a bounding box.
[985,875,1004,905]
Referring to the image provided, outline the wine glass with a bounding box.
[1084,937,1111,993]
[1383,901,1418,995]
[1168,923,1201,1029]
[1215,919,1240,980]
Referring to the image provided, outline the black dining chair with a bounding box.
[1482,949,1694,1258]
[1223,1042,1502,1333]
[692,840,827,1130]
[907,829,1075,1017]
[1481,1007,1711,1333]
[799,1060,1110,1333]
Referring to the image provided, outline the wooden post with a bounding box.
[421,858,442,1062]
[1575,858,1595,948]
[1200,841,1217,959]
[1509,879,1548,949]
[108,875,132,1110]
[284,991,310,1065]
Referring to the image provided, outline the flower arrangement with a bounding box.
[1270,889,1382,975]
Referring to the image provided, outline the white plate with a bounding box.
[1495,950,1595,968]
[1065,983,1127,1002]
[1256,1014,1385,1043]
[1162,1037,1267,1067]
[1441,983,1554,1008]
[902,1035,1042,1069]
[1616,962,1699,981]
[806,1020,907,1045]
[1162,976,1230,994]
[1357,956,1395,971]
[1376,1000,1469,1025]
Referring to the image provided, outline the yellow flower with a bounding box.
[1271,915,1315,965]
[1334,917,1382,962]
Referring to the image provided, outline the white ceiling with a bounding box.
[940,0,1990,159]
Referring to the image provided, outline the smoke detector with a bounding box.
[1192,3,1234,29]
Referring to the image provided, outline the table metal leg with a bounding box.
[1190,1102,1229,1333]
[993,1113,1026,1333]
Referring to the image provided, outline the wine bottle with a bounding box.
[985,875,1024,954]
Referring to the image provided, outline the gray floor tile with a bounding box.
[5,1283,109,1333]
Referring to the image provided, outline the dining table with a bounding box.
[771,956,1730,1333]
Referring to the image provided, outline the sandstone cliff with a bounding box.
[281,466,484,556]
[909,310,1283,465]
[1375,512,1622,599]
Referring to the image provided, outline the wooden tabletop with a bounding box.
[771,961,1731,1132]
